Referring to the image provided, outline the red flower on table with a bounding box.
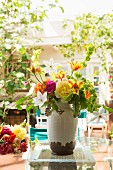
[18,142,28,152]
[0,141,13,155]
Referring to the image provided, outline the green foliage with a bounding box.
[0,0,61,102]
[57,13,113,72]
[103,105,113,113]
[16,96,37,114]
[51,102,58,111]
[63,93,73,102]
[108,124,113,139]
[0,100,9,120]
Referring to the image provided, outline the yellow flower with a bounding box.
[55,80,72,99]
[78,80,84,89]
[35,66,42,74]
[68,79,79,94]
[54,70,66,80]
[30,65,36,74]
[11,125,27,141]
[68,80,84,94]
[69,61,83,71]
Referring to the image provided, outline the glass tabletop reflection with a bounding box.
[26,137,113,170]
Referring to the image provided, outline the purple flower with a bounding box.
[0,141,13,155]
[45,80,56,94]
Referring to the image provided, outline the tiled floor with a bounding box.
[0,130,112,170]
[85,129,112,170]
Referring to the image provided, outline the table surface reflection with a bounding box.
[26,137,113,170]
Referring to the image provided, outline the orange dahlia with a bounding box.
[85,90,91,99]
[34,83,45,94]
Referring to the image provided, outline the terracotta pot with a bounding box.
[47,102,78,156]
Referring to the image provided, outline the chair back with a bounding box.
[29,127,48,141]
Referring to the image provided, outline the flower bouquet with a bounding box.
[27,55,100,117]
[16,50,113,116]
[0,124,28,155]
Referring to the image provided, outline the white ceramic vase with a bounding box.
[47,102,78,156]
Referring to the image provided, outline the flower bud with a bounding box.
[30,65,35,74]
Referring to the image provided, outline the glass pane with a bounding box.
[93,66,99,75]
[80,67,86,77]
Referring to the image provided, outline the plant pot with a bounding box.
[47,102,78,156]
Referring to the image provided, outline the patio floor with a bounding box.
[0,130,111,170]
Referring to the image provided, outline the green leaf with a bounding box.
[103,105,113,113]
[0,113,3,116]
[63,93,73,102]
[30,13,37,22]
[49,4,56,8]
[41,102,49,107]
[52,103,58,111]
[0,109,3,114]
[16,97,27,105]
[26,104,34,113]
[0,140,4,144]
[73,109,79,117]
[18,47,26,54]
[16,105,22,110]
[59,6,64,13]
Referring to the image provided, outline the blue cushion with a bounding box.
[78,110,86,118]
[35,132,48,136]
[29,127,48,141]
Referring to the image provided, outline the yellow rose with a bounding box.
[55,80,72,99]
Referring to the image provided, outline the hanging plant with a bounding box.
[57,13,113,72]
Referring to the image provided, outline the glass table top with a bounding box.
[25,137,113,170]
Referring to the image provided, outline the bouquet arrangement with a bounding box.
[16,50,112,117]
[0,124,28,155]
[23,52,100,117]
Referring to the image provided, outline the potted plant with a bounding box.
[16,50,113,155]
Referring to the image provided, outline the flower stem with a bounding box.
[39,73,43,83]
[34,73,42,84]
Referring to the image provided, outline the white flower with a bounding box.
[0,84,4,89]
[33,91,47,107]
[43,58,60,75]
[89,107,108,123]
[0,80,4,89]
[0,101,10,108]
[27,83,35,96]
